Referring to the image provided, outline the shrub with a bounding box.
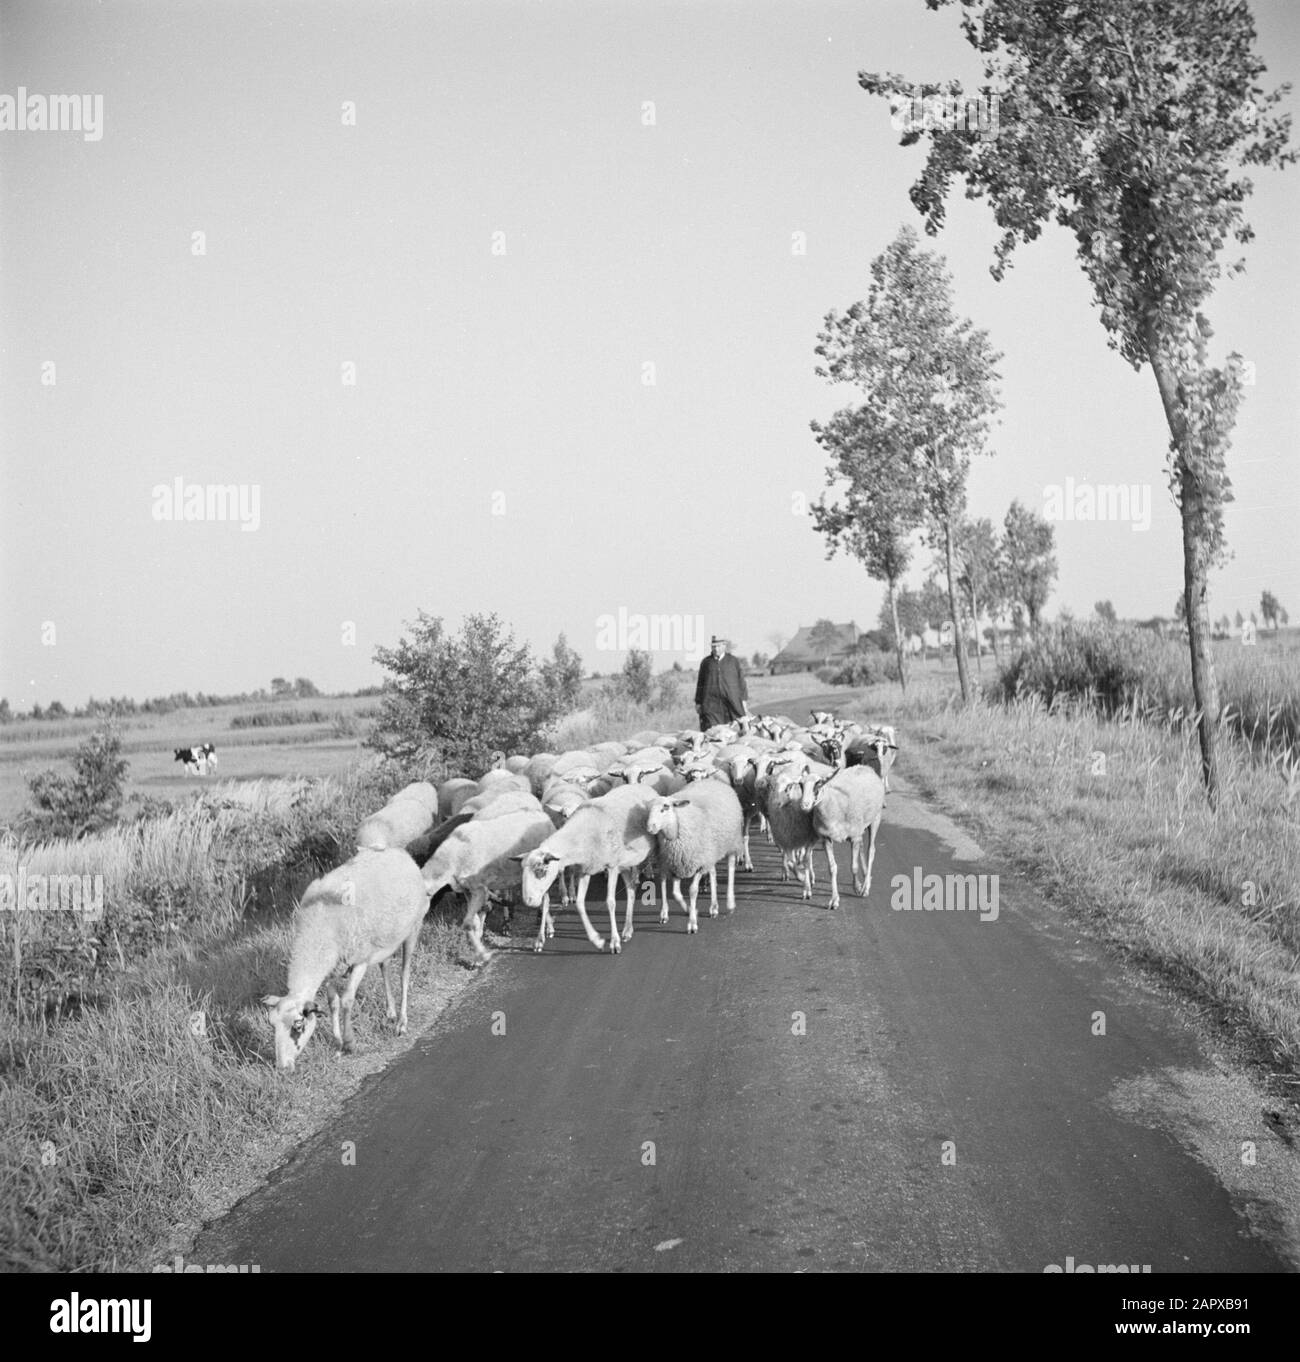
[602,649,654,705]
[992,620,1168,713]
[367,612,570,773]
[827,651,899,686]
[20,727,129,839]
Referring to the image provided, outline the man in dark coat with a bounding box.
[695,636,749,730]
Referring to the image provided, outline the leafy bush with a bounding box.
[602,649,654,705]
[21,727,129,839]
[992,620,1167,713]
[367,612,575,774]
[826,651,899,686]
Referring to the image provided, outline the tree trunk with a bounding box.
[1145,329,1221,805]
[988,613,1002,668]
[967,583,982,674]
[889,579,908,695]
[943,518,971,701]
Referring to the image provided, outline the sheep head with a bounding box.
[262,995,326,1072]
[513,848,564,906]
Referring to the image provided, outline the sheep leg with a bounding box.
[707,864,719,918]
[686,872,704,934]
[672,879,692,932]
[826,838,840,910]
[659,873,671,925]
[337,962,369,1053]
[862,817,880,898]
[378,958,397,1021]
[605,872,622,954]
[571,873,607,952]
[396,920,421,1034]
[535,891,551,953]
[461,886,492,965]
[725,853,736,913]
[741,812,754,871]
[620,869,637,943]
[802,846,815,903]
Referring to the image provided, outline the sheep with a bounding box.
[438,777,479,820]
[356,794,436,852]
[513,783,658,954]
[794,765,886,909]
[645,780,745,933]
[422,809,556,965]
[459,789,544,820]
[504,754,531,775]
[393,781,438,813]
[262,847,431,1071]
[539,783,590,908]
[761,762,828,893]
[524,752,560,797]
[405,810,474,867]
[477,768,531,795]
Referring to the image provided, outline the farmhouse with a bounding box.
[769,621,862,674]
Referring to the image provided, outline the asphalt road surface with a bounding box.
[194,768,1300,1273]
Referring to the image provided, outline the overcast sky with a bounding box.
[2,0,1297,707]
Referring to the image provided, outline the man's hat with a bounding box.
[710,635,730,647]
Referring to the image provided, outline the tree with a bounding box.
[606,649,654,705]
[860,0,1293,803]
[294,677,320,698]
[751,652,769,669]
[767,630,788,658]
[1234,609,1244,630]
[813,225,1002,701]
[271,677,292,699]
[368,612,562,773]
[0,698,10,724]
[811,420,921,691]
[1095,600,1118,625]
[954,515,1002,671]
[807,619,842,667]
[1260,590,1284,631]
[23,726,129,838]
[1001,501,1058,636]
[539,632,584,712]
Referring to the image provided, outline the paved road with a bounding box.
[194,771,1299,1272]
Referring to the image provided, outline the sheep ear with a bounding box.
[261,994,282,1009]
[508,854,526,862]
[542,851,561,863]
[671,798,690,807]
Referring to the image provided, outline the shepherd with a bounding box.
[694,635,749,731]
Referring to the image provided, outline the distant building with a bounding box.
[769,621,862,674]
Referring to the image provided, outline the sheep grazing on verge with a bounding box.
[503,754,531,775]
[356,794,436,853]
[646,781,745,934]
[795,765,886,909]
[422,809,555,965]
[513,783,657,954]
[524,752,560,797]
[262,847,431,1072]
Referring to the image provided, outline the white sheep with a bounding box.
[458,788,544,821]
[262,847,430,1071]
[393,781,438,813]
[513,783,657,954]
[794,765,886,909]
[645,780,745,933]
[356,794,436,852]
[422,809,556,965]
[437,777,480,820]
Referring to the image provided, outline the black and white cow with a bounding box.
[173,742,218,775]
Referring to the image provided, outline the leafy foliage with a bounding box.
[1000,500,1058,634]
[22,727,129,839]
[368,613,572,774]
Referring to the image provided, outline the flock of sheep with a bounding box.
[262,711,899,1071]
